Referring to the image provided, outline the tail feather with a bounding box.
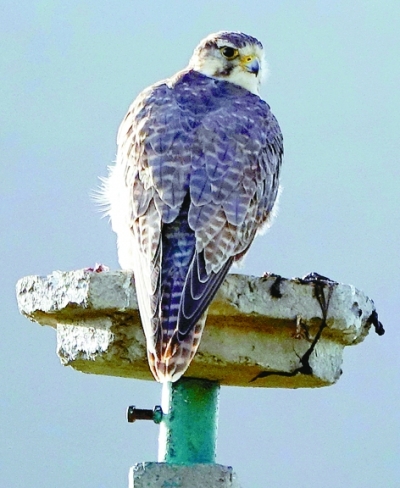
[148,312,207,382]
[144,194,233,382]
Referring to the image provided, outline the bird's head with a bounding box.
[188,31,266,95]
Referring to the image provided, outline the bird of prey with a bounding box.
[103,31,283,383]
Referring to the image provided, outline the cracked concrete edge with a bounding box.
[16,269,137,326]
[16,269,375,345]
[213,274,375,344]
[129,463,241,488]
[15,269,379,388]
[54,320,344,387]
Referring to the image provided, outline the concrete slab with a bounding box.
[16,269,382,388]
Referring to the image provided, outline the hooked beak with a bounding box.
[240,54,260,76]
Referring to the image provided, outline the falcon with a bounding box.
[103,31,283,382]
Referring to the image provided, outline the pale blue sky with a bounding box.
[1,2,399,487]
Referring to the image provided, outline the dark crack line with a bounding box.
[250,280,334,383]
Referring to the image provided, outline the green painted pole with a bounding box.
[158,377,220,464]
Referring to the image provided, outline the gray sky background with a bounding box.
[1,1,399,487]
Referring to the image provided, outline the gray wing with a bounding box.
[115,80,193,350]
[186,73,283,272]
[179,74,283,337]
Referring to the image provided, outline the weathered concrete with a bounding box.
[128,463,241,488]
[16,269,380,388]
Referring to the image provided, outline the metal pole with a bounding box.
[158,377,220,464]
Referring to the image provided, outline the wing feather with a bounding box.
[178,253,233,338]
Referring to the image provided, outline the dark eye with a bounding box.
[220,46,238,60]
